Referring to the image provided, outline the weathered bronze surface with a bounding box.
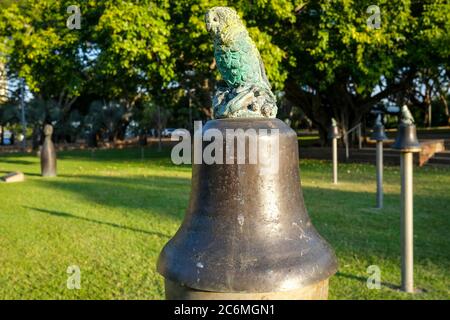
[328,118,341,139]
[40,124,57,177]
[157,118,338,295]
[371,125,388,141]
[392,125,421,152]
[206,7,277,119]
[392,106,420,152]
[371,114,388,141]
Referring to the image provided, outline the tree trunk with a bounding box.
[32,125,41,151]
[440,94,450,125]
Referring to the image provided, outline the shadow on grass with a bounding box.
[25,206,170,238]
[57,147,174,162]
[335,271,400,290]
[0,158,35,165]
[23,172,42,177]
[302,185,450,265]
[37,174,191,220]
[35,172,449,263]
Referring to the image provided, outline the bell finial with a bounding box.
[328,118,341,139]
[400,105,415,125]
[371,113,388,141]
[375,113,383,126]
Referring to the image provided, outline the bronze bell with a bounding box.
[157,118,338,299]
[371,125,388,141]
[392,124,421,152]
[371,114,388,141]
[392,106,421,152]
[328,119,341,140]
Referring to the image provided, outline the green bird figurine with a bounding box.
[399,105,415,125]
[205,7,277,118]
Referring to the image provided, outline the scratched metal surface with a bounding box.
[157,118,338,293]
[392,124,421,152]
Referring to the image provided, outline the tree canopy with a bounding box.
[0,0,449,144]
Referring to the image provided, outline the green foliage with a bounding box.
[0,103,20,126]
[26,98,61,126]
[0,0,84,97]
[93,0,175,94]
[84,100,127,141]
[1,0,449,137]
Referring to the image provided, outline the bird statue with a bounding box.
[399,105,415,125]
[205,7,277,118]
[331,118,338,127]
[375,113,383,126]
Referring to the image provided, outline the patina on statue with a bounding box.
[157,7,337,300]
[205,7,277,119]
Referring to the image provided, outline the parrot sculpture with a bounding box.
[205,7,277,118]
[400,105,415,125]
[375,113,383,126]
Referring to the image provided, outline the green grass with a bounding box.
[0,147,449,300]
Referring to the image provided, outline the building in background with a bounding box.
[0,62,7,103]
[0,62,7,145]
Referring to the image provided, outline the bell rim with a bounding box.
[157,246,338,293]
[392,146,422,153]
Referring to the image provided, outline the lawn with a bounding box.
[0,147,449,299]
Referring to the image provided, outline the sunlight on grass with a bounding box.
[0,148,449,299]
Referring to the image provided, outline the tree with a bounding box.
[277,0,447,142]
[0,1,87,123]
[1,0,449,146]
[89,0,175,134]
[0,0,176,144]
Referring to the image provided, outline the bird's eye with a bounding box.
[213,17,218,22]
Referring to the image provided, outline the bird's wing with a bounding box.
[215,46,242,87]
[241,36,272,90]
[215,36,264,88]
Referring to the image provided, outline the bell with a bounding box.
[157,118,338,299]
[328,119,341,140]
[371,125,388,141]
[392,106,421,152]
[371,114,388,141]
[392,124,421,152]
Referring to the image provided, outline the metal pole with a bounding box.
[358,124,362,149]
[344,134,349,160]
[157,104,162,152]
[20,78,27,149]
[400,151,414,293]
[332,138,338,184]
[376,141,383,209]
